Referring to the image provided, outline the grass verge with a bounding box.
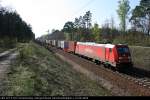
[1,42,111,96]
[130,46,150,71]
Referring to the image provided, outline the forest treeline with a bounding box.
[0,5,35,48]
[41,0,150,46]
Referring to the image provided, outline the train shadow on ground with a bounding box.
[119,67,150,79]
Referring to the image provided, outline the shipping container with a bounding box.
[52,40,55,46]
[52,40,58,47]
[57,40,61,48]
[68,41,77,53]
[60,41,69,51]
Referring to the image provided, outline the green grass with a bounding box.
[1,42,111,96]
[0,48,6,53]
[130,46,150,71]
[0,37,17,53]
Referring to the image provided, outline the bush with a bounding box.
[113,32,150,46]
[19,43,33,59]
[0,37,17,49]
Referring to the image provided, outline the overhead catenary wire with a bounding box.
[75,0,95,15]
[70,0,96,20]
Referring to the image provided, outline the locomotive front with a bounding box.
[115,45,133,69]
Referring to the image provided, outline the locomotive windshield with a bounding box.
[117,47,129,54]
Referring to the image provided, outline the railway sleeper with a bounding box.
[94,60,101,65]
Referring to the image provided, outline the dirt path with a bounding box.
[0,49,18,82]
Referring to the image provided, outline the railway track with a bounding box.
[115,69,150,89]
[46,46,150,96]
[93,58,150,94]
[92,60,150,95]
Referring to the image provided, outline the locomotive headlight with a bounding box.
[119,57,123,60]
[128,57,132,61]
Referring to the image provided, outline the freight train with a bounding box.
[37,39,133,70]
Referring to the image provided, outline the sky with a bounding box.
[0,0,140,38]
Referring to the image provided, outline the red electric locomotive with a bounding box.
[75,42,132,69]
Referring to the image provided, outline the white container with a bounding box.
[60,41,68,49]
[57,40,61,48]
